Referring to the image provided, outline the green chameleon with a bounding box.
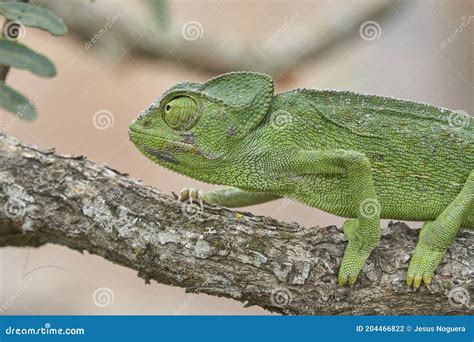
[129,71,473,288]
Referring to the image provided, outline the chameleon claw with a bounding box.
[422,274,432,285]
[406,241,443,289]
[338,275,348,286]
[338,272,358,286]
[189,189,198,201]
[338,241,372,287]
[406,275,414,287]
[178,188,203,204]
[413,276,422,289]
[347,274,358,285]
[178,188,190,202]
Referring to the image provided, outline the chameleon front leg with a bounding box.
[179,187,280,208]
[407,170,474,288]
[289,150,381,285]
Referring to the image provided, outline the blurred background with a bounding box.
[0,0,472,315]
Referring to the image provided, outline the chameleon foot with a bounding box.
[178,188,205,203]
[338,241,372,286]
[406,241,444,289]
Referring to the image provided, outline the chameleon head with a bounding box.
[128,72,274,178]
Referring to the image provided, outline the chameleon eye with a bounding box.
[163,96,199,130]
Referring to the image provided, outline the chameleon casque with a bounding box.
[129,71,473,288]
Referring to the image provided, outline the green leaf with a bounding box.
[0,81,36,120]
[0,2,67,36]
[0,39,56,77]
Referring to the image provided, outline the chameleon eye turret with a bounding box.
[163,96,199,131]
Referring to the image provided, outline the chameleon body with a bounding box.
[129,72,473,288]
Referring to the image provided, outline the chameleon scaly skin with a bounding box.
[129,72,473,288]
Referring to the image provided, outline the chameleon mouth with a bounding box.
[143,146,179,164]
[128,126,195,151]
[129,126,224,162]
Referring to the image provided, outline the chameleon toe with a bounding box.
[338,275,348,286]
[406,275,414,287]
[406,241,444,288]
[413,276,422,289]
[179,188,203,203]
[347,274,358,286]
[338,241,372,286]
[422,274,432,285]
[178,188,190,202]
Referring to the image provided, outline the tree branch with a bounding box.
[36,0,397,77]
[0,133,472,315]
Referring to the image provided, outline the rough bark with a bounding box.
[0,133,472,315]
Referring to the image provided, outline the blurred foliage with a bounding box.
[0,2,67,35]
[146,0,169,30]
[0,40,56,76]
[0,80,35,119]
[0,1,67,120]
